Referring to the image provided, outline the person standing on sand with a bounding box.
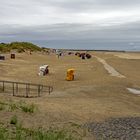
[56,49,59,58]
[56,49,62,58]
[57,53,60,58]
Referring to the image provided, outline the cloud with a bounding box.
[0,21,140,41]
[0,0,140,50]
[0,0,140,25]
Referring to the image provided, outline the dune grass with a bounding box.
[0,42,43,53]
[0,123,81,140]
[0,100,37,113]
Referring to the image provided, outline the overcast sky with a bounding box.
[0,0,140,49]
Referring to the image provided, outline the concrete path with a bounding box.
[95,56,125,78]
[127,88,140,96]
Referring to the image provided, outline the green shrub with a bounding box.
[10,115,18,125]
[9,103,18,111]
[0,105,5,111]
[15,124,24,140]
[20,103,36,113]
[17,48,25,53]
[0,126,9,140]
[0,100,37,114]
[0,101,7,106]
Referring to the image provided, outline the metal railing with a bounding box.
[0,80,53,98]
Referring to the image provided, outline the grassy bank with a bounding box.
[0,42,42,53]
[0,100,86,140]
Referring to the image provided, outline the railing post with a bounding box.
[28,84,30,95]
[49,86,51,95]
[38,85,40,97]
[13,82,15,96]
[40,85,43,95]
[16,83,18,95]
[2,81,4,92]
[26,84,29,98]
[0,80,53,97]
[49,86,53,94]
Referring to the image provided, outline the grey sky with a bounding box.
[0,0,140,49]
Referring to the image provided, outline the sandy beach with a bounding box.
[0,51,140,139]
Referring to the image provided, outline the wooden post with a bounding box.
[38,85,40,97]
[28,84,30,97]
[2,81,4,92]
[13,83,15,96]
[1,81,52,97]
[16,83,18,95]
[26,84,29,98]
[49,86,51,95]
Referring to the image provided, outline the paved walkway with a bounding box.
[127,88,140,96]
[95,56,125,78]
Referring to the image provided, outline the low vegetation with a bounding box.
[19,102,36,113]
[0,100,37,113]
[0,42,42,53]
[0,104,5,111]
[0,124,81,140]
[10,115,18,125]
[0,99,85,139]
[0,116,82,140]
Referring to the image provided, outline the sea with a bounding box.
[33,40,140,51]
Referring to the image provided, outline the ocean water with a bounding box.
[33,40,140,51]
